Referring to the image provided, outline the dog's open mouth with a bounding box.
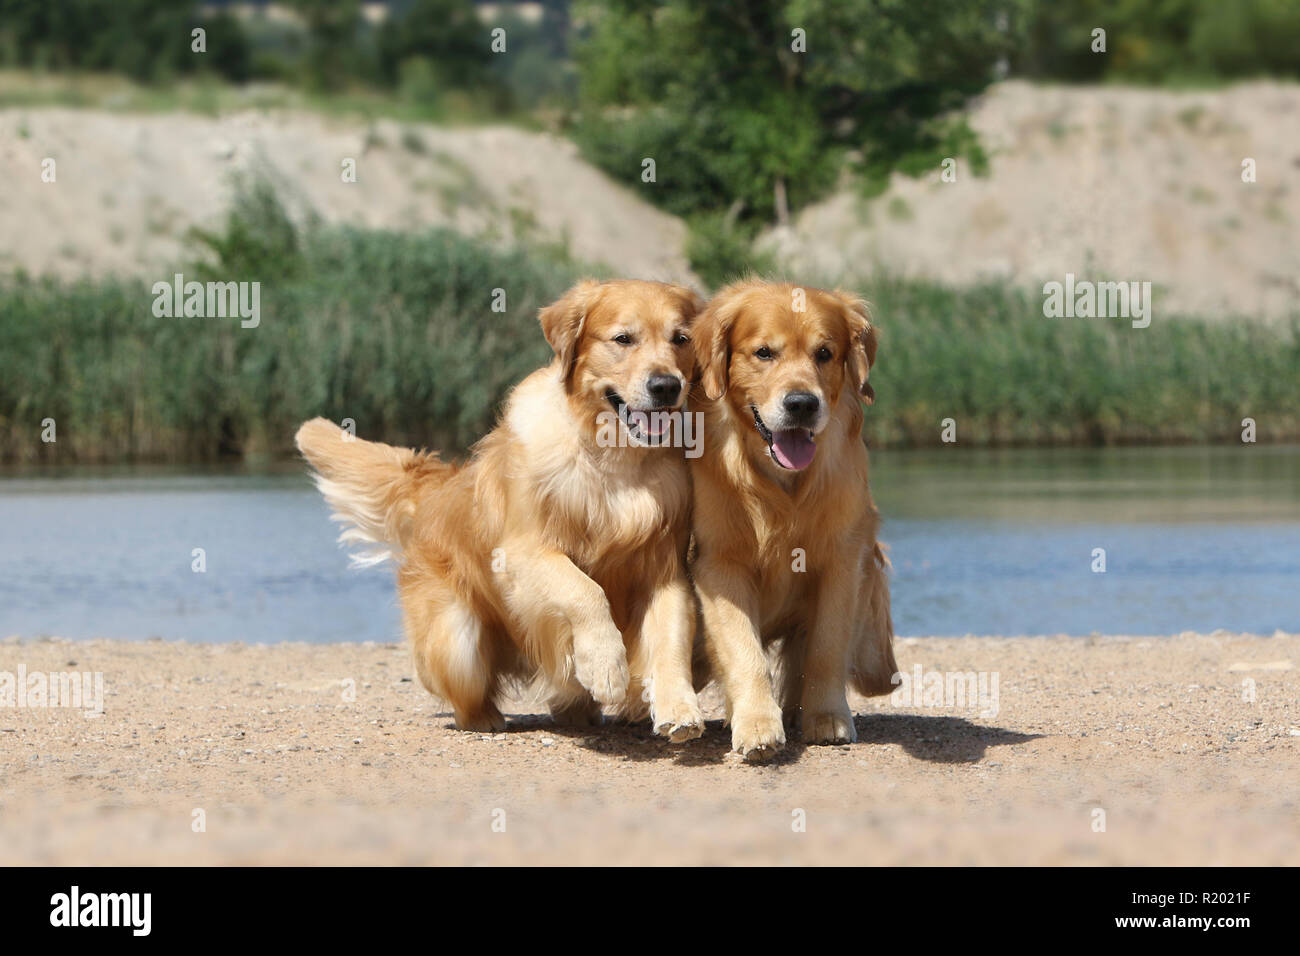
[607,389,673,442]
[751,405,816,471]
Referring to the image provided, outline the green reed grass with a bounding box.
[0,182,581,463]
[857,276,1300,447]
[2,183,1297,463]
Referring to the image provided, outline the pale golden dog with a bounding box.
[296,279,706,741]
[689,279,898,759]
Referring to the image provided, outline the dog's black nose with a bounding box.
[647,374,682,407]
[782,391,821,421]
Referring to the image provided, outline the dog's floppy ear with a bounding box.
[539,279,601,387]
[834,290,878,405]
[695,293,740,401]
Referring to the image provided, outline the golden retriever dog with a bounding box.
[689,279,898,759]
[295,279,706,741]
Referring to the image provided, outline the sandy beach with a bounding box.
[1,632,1295,866]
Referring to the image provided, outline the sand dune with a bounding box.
[0,108,695,285]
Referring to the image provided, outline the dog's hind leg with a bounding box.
[408,592,505,732]
[849,543,899,697]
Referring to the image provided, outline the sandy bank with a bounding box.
[0,632,1295,865]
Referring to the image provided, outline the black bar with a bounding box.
[1,866,1285,942]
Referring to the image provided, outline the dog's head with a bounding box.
[694,280,877,472]
[539,279,704,445]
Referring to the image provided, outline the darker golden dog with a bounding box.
[296,279,706,740]
[689,279,898,759]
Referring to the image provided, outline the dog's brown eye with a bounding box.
[671,332,690,346]
[613,333,634,346]
[815,346,833,363]
[755,346,773,360]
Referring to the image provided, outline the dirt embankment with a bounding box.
[4,80,1299,317]
[768,81,1300,320]
[0,108,695,284]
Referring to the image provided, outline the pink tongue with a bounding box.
[627,410,671,435]
[644,411,671,435]
[771,429,816,470]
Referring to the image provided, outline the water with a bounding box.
[873,445,1300,635]
[2,445,1297,641]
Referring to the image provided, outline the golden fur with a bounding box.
[689,279,898,759]
[295,279,706,740]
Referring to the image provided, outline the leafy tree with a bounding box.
[204,11,253,83]
[1018,0,1300,84]
[289,0,365,92]
[376,0,492,90]
[487,1,579,111]
[573,0,1027,225]
[0,0,252,83]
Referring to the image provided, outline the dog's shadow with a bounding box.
[445,711,1042,766]
[852,713,1042,764]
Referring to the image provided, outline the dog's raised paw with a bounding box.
[572,635,629,707]
[653,719,704,743]
[653,695,704,743]
[669,722,704,743]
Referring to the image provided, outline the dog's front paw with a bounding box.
[801,706,857,745]
[652,692,705,743]
[572,626,630,707]
[731,705,786,761]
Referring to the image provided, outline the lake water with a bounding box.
[2,445,1297,641]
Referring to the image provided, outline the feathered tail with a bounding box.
[294,418,453,567]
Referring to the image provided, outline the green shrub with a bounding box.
[684,214,776,289]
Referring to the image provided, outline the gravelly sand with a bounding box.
[1,632,1295,865]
